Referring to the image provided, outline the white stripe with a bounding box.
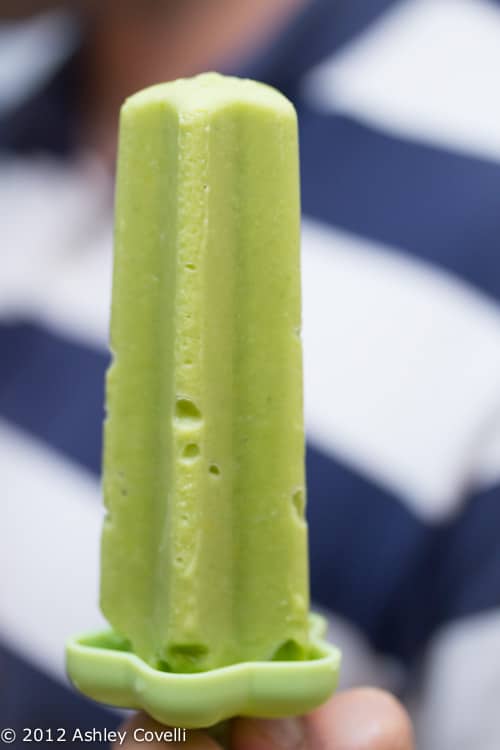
[0,12,77,113]
[0,421,105,682]
[471,411,500,492]
[3,159,500,522]
[0,156,112,348]
[0,417,404,696]
[302,0,500,163]
[409,610,500,750]
[320,609,405,694]
[302,218,500,520]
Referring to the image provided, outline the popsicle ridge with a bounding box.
[101,73,309,673]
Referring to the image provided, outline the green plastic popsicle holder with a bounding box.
[66,613,340,728]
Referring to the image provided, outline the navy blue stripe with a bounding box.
[0,644,116,748]
[0,321,106,476]
[378,482,500,662]
[299,109,500,303]
[238,0,399,93]
[307,444,432,661]
[435,482,500,621]
[3,321,500,665]
[0,50,79,157]
[307,445,500,663]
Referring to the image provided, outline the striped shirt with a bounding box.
[2,1,500,747]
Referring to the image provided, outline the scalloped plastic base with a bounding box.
[66,613,341,728]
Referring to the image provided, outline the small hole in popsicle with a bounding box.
[175,397,202,425]
[185,263,196,271]
[292,488,305,517]
[182,443,200,460]
[209,463,221,476]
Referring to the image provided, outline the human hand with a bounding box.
[115,687,413,749]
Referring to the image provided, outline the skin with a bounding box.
[2,0,307,162]
[82,0,307,162]
[0,0,64,18]
[3,3,414,746]
[116,689,414,749]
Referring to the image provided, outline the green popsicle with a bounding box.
[101,73,309,674]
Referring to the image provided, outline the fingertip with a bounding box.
[309,687,414,750]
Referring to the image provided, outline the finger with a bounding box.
[309,687,414,750]
[230,715,308,750]
[230,688,414,750]
[116,712,222,749]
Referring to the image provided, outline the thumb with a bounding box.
[309,687,414,749]
[230,687,414,750]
